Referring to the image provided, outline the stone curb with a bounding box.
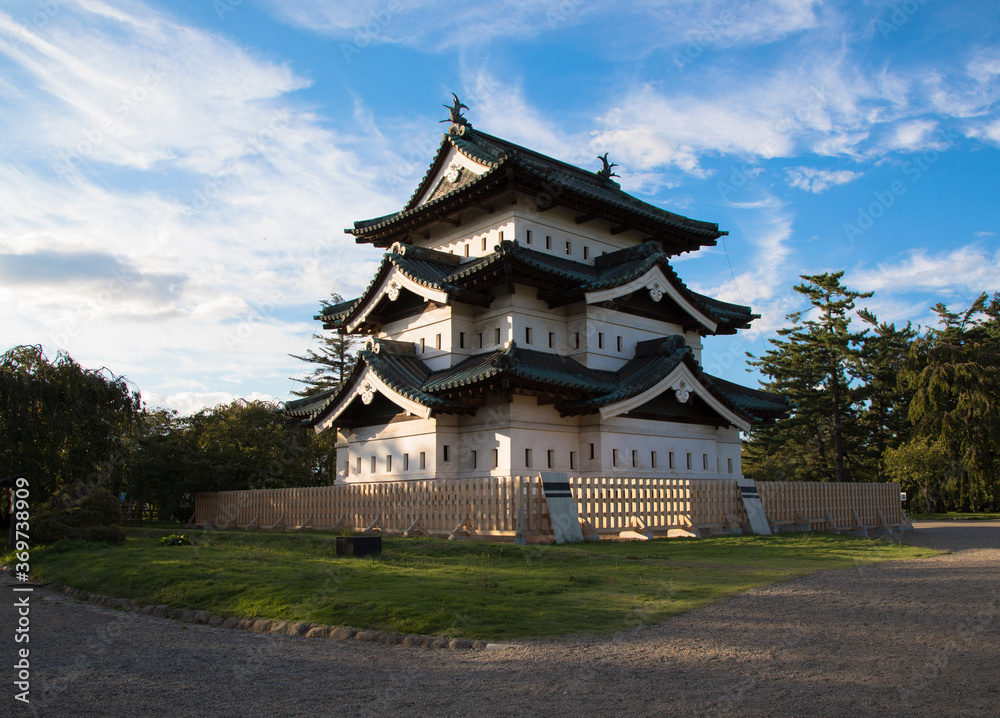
[52,583,490,651]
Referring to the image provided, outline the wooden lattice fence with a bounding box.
[191,477,907,540]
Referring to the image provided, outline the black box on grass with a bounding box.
[336,536,382,557]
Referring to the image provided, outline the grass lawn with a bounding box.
[20,528,939,641]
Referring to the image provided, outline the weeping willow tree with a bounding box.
[0,345,141,505]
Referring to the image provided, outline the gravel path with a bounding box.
[3,521,998,718]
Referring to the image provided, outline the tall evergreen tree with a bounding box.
[855,310,917,482]
[288,293,361,398]
[898,293,1000,510]
[746,272,872,482]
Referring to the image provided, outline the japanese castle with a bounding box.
[285,96,788,483]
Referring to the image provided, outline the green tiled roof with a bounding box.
[557,345,693,414]
[294,335,789,429]
[423,342,615,395]
[317,243,491,328]
[349,126,724,253]
[282,387,339,421]
[703,375,792,422]
[321,239,756,335]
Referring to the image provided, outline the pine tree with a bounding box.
[855,310,917,482]
[746,272,872,482]
[288,293,361,398]
[899,293,1000,510]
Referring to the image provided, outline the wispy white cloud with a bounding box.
[847,246,1000,296]
[261,0,822,52]
[785,166,863,192]
[0,0,405,412]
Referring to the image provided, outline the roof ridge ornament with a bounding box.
[441,93,471,134]
[596,153,620,182]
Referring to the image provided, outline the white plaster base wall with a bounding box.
[336,395,743,484]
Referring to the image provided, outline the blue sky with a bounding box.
[1,0,997,414]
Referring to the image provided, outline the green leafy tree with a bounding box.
[0,345,141,504]
[129,399,337,520]
[746,272,872,482]
[900,293,1000,510]
[883,438,954,514]
[289,293,361,398]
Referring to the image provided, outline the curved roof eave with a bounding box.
[598,361,752,432]
[585,264,719,333]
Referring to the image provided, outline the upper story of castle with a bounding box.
[346,94,725,260]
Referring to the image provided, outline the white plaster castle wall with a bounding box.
[417,200,647,261]
[335,395,743,484]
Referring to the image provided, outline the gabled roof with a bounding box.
[347,126,725,255]
[283,387,340,423]
[321,239,757,336]
[294,336,788,431]
[317,243,492,331]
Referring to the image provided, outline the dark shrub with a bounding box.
[33,487,125,545]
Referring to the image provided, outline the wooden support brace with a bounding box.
[265,516,284,531]
[724,513,743,535]
[578,518,600,542]
[619,516,652,540]
[794,510,824,531]
[763,512,780,533]
[667,526,700,538]
[364,517,382,534]
[221,517,236,530]
[298,516,313,530]
[448,516,478,541]
[824,509,841,533]
[403,518,426,537]
[330,517,344,531]
[851,508,869,538]
[245,516,260,529]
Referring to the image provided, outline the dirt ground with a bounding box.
[2,520,998,718]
